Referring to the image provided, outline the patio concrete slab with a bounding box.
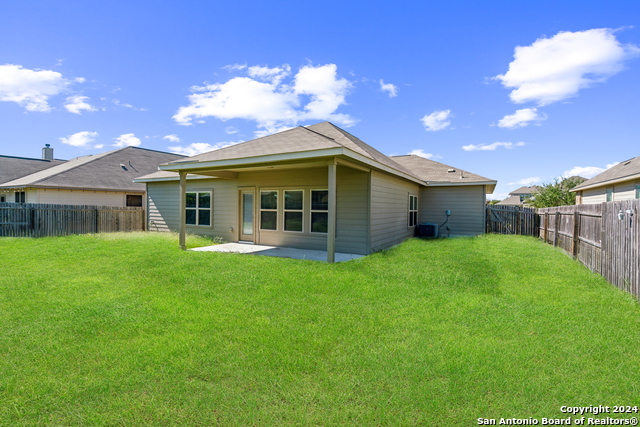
[190,242,365,263]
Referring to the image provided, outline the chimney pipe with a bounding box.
[42,144,53,160]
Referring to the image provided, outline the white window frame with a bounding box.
[283,189,304,233]
[606,187,613,202]
[185,191,212,227]
[260,189,278,231]
[310,189,329,234]
[408,194,418,227]
[635,184,640,200]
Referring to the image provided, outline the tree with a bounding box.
[488,199,501,205]
[525,176,586,208]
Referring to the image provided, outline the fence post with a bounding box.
[572,211,580,258]
[544,213,549,243]
[516,209,521,235]
[553,212,560,247]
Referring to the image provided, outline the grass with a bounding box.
[1,232,639,426]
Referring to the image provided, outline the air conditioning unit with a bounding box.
[416,223,438,238]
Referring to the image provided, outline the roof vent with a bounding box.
[42,144,53,160]
[447,168,455,173]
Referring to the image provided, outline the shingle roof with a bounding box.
[0,147,184,191]
[0,156,66,185]
[390,155,495,184]
[163,122,421,179]
[510,186,539,195]
[572,155,640,191]
[167,126,341,163]
[496,195,525,206]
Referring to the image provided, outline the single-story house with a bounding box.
[496,186,539,206]
[0,146,184,207]
[135,122,496,262]
[571,155,640,204]
[0,145,65,203]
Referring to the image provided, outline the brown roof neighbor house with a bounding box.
[496,186,539,206]
[135,122,497,262]
[0,146,184,207]
[571,155,640,204]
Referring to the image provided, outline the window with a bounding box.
[186,191,211,226]
[15,191,25,203]
[606,187,613,202]
[284,190,303,232]
[260,190,278,230]
[0,195,5,203]
[409,195,418,227]
[126,194,143,207]
[636,184,640,199]
[310,190,328,233]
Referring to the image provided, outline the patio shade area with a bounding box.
[190,242,365,262]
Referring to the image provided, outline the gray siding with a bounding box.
[370,170,420,251]
[145,166,370,255]
[419,185,485,236]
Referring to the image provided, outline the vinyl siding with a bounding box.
[581,180,640,204]
[419,185,485,236]
[146,165,370,255]
[370,170,420,252]
[34,188,142,207]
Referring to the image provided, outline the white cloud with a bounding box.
[408,149,435,159]
[225,126,238,134]
[495,28,640,106]
[163,134,180,143]
[112,99,147,111]
[508,177,542,185]
[247,64,291,84]
[113,133,141,147]
[173,63,354,135]
[64,95,97,114]
[222,63,247,72]
[168,140,243,157]
[421,110,451,131]
[563,162,619,179]
[379,79,397,97]
[497,107,547,129]
[60,131,98,147]
[487,192,510,201]
[0,64,69,112]
[462,141,525,151]
[74,77,86,83]
[94,144,104,149]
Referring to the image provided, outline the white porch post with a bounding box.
[179,171,186,250]
[327,158,337,263]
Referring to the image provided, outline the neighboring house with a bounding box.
[496,186,539,206]
[134,122,497,262]
[571,155,640,204]
[0,145,65,203]
[0,146,184,207]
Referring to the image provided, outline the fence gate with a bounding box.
[486,205,539,236]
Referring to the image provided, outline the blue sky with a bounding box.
[1,0,639,199]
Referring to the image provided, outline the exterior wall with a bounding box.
[419,185,486,237]
[146,165,371,255]
[370,170,420,252]
[581,180,640,204]
[0,188,144,207]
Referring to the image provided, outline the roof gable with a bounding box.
[510,186,539,195]
[0,156,66,185]
[572,155,640,191]
[0,147,184,191]
[390,155,495,184]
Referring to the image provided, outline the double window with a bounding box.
[284,190,303,232]
[409,194,418,227]
[186,191,211,226]
[260,191,278,230]
[15,191,25,203]
[311,190,328,233]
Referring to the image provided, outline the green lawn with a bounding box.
[1,233,639,426]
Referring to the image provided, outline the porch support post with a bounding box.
[179,171,186,250]
[327,158,337,264]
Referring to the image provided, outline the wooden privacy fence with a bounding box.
[539,199,640,300]
[486,205,539,236]
[0,202,145,237]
